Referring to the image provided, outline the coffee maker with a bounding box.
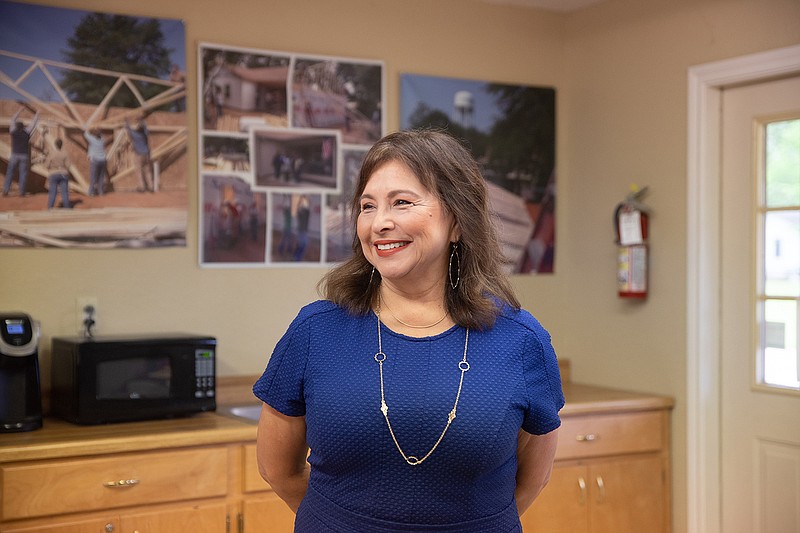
[0,313,42,432]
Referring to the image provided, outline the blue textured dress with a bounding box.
[253,300,564,532]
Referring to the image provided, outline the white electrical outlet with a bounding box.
[76,296,98,335]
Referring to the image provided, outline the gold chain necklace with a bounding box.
[380,297,448,329]
[374,306,470,466]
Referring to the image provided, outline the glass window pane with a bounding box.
[765,119,800,208]
[763,299,799,389]
[764,210,800,297]
[760,118,800,392]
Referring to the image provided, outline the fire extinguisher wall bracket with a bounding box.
[615,186,650,299]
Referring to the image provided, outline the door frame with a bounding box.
[686,43,800,533]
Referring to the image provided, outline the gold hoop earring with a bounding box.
[449,243,461,290]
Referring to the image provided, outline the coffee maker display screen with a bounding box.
[5,322,24,335]
[1,318,32,347]
[96,357,172,399]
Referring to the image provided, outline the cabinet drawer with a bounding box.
[1,446,228,520]
[243,443,272,493]
[556,410,663,460]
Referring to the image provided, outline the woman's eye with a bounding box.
[360,203,375,212]
[394,199,413,207]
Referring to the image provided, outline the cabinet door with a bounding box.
[520,464,589,533]
[242,444,271,493]
[589,455,665,533]
[2,447,228,520]
[0,517,118,533]
[122,502,228,533]
[242,492,295,533]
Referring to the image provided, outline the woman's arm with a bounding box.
[256,402,310,512]
[514,428,560,515]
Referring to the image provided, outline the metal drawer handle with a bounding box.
[103,479,140,488]
[578,476,587,505]
[596,475,606,503]
[575,433,598,442]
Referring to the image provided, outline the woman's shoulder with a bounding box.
[293,299,358,326]
[286,300,369,342]
[494,303,550,338]
[296,299,341,318]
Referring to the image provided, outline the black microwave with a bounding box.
[50,333,216,425]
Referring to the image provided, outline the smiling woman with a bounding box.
[324,128,523,329]
[356,160,459,300]
[251,129,565,532]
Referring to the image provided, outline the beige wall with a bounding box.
[2,0,799,531]
[558,2,799,531]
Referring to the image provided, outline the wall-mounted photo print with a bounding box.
[0,1,187,248]
[291,57,383,146]
[200,46,290,133]
[201,174,266,264]
[252,128,338,190]
[401,73,556,274]
[202,133,251,174]
[325,147,367,263]
[198,42,384,267]
[269,192,322,264]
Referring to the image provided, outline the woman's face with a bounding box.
[357,160,459,288]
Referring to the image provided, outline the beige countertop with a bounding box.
[560,382,674,415]
[0,376,673,464]
[0,411,257,463]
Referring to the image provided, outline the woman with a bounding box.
[254,129,564,532]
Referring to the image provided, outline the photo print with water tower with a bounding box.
[400,74,556,274]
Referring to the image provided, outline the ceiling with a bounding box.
[477,0,606,12]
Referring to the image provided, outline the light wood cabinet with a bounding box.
[588,455,666,532]
[241,495,296,533]
[524,464,590,533]
[0,446,231,533]
[122,503,228,533]
[239,443,296,532]
[0,414,268,533]
[0,379,671,533]
[0,442,294,533]
[1,503,228,533]
[523,455,667,533]
[0,516,119,533]
[2,447,227,521]
[0,440,295,533]
[520,387,673,533]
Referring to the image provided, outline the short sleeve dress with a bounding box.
[253,300,564,533]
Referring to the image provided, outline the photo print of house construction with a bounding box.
[0,1,187,248]
[198,42,384,267]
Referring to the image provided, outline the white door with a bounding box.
[720,75,800,533]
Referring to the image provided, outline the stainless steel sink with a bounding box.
[218,404,262,424]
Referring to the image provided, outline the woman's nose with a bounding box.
[372,205,395,232]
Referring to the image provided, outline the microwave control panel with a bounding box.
[194,348,215,398]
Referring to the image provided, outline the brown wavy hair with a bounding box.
[318,129,519,330]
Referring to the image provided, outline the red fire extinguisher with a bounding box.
[614,185,650,299]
